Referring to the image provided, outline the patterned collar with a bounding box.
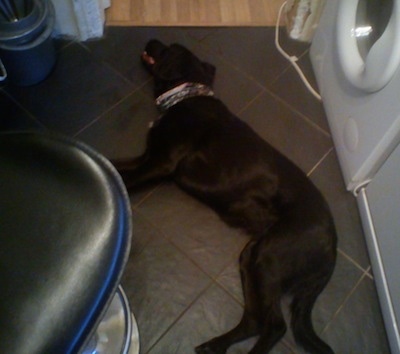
[155,82,214,111]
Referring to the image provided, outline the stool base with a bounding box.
[80,286,139,354]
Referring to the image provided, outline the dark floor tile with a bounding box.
[312,253,363,330]
[219,252,367,353]
[183,27,219,42]
[0,90,45,132]
[148,283,243,353]
[53,38,74,52]
[149,283,294,354]
[309,151,371,269]
[239,90,332,174]
[76,88,158,160]
[129,183,163,209]
[216,260,243,305]
[269,51,329,133]
[194,45,264,114]
[321,275,390,354]
[84,27,201,86]
[201,28,309,88]
[122,226,210,353]
[136,183,249,278]
[280,252,364,353]
[4,43,134,135]
[229,339,294,354]
[127,210,159,259]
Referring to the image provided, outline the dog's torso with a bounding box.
[149,96,334,239]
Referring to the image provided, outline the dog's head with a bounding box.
[142,39,216,98]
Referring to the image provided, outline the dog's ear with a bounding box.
[202,62,216,86]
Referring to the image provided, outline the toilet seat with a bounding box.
[337,0,400,92]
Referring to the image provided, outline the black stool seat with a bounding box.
[0,132,132,354]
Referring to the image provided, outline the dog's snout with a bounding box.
[142,51,155,66]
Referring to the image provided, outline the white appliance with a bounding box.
[310,0,400,352]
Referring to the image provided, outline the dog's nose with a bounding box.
[142,51,155,65]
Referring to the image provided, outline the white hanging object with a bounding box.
[285,0,326,42]
[50,0,110,41]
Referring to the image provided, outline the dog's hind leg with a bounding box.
[195,240,287,354]
[245,243,287,354]
[290,284,334,354]
[195,241,261,353]
[195,312,260,354]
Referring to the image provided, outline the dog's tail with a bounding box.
[290,279,334,354]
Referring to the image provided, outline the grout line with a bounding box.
[188,28,220,43]
[73,57,154,137]
[56,39,76,52]
[53,40,145,138]
[134,212,227,352]
[337,248,372,275]
[307,147,334,177]
[78,40,141,88]
[237,88,267,116]
[212,251,246,306]
[365,265,374,280]
[0,88,48,130]
[269,49,311,87]
[145,279,215,353]
[130,186,250,306]
[131,189,220,281]
[178,31,329,141]
[197,40,267,92]
[266,87,331,138]
[130,182,165,209]
[198,38,292,93]
[72,87,142,137]
[321,270,371,335]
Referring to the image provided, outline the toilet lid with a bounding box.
[337,0,400,92]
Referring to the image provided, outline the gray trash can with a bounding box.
[0,0,56,86]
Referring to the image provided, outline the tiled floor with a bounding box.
[0,27,390,353]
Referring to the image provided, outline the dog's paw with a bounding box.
[195,341,226,354]
[195,345,215,354]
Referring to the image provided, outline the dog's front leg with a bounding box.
[113,118,188,189]
[114,153,176,190]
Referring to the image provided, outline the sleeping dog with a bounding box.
[115,40,337,354]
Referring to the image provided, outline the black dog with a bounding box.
[115,40,337,354]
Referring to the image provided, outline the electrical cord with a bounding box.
[275,1,322,101]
